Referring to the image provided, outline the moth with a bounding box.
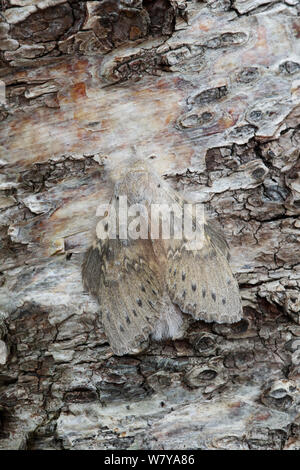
[82,160,243,355]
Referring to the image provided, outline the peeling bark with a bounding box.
[0,0,300,450]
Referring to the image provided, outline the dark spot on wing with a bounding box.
[182,272,186,281]
[222,298,226,305]
[137,299,143,307]
[192,283,197,291]
[152,289,157,295]
[141,285,146,292]
[202,288,206,298]
[132,309,138,317]
[148,300,154,308]
[182,290,186,298]
[211,292,216,302]
[120,325,124,332]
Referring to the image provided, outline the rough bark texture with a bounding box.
[0,0,300,450]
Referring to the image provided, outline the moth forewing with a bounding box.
[82,160,243,356]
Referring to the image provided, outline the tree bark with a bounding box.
[0,0,300,450]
